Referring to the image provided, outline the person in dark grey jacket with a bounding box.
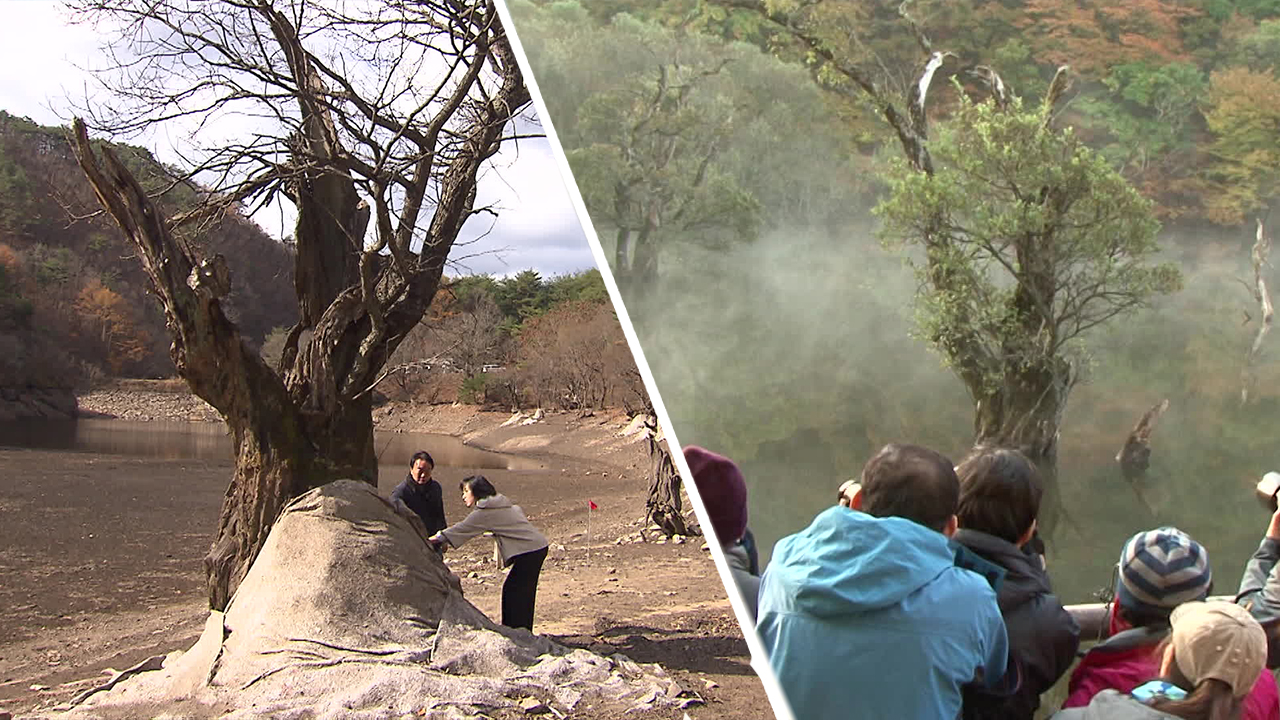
[952,446,1080,720]
[1237,504,1280,668]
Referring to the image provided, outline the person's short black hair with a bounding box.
[410,450,434,468]
[460,475,497,499]
[859,443,959,532]
[955,446,1043,544]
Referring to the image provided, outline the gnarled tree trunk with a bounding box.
[642,415,697,538]
[630,221,661,293]
[972,358,1073,537]
[70,0,529,610]
[70,126,378,608]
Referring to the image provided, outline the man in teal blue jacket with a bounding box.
[756,443,1009,719]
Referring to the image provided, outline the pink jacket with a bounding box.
[1064,608,1279,720]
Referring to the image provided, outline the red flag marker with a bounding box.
[586,500,597,562]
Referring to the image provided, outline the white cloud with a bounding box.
[0,2,99,126]
[455,137,591,278]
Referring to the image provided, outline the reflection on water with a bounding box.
[0,418,541,471]
[0,419,231,460]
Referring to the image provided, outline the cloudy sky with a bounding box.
[0,1,598,279]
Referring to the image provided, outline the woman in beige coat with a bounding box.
[429,475,549,631]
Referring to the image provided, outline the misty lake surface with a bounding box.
[640,239,1280,607]
[0,418,546,482]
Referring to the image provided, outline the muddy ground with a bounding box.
[0,393,771,719]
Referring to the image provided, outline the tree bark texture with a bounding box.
[614,227,632,280]
[971,357,1073,536]
[643,416,696,538]
[631,222,660,292]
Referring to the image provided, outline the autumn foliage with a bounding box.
[74,278,151,375]
[519,0,1280,227]
[517,300,641,411]
[1202,67,1280,223]
[1019,0,1199,76]
[0,111,296,387]
[372,269,642,412]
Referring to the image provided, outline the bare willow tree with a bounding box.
[68,0,531,609]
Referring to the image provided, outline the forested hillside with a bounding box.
[0,111,295,388]
[515,0,1280,257]
[0,111,636,418]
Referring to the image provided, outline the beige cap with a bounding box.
[1171,601,1267,698]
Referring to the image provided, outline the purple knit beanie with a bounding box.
[683,445,748,545]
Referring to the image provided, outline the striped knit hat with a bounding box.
[1116,527,1212,616]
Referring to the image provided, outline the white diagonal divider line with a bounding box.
[490,3,797,719]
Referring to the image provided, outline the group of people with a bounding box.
[685,442,1280,720]
[390,450,549,632]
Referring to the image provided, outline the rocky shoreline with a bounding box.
[77,386,223,423]
[73,380,493,437]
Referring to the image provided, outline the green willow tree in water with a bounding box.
[722,0,1182,533]
[876,89,1182,532]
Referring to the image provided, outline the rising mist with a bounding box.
[628,220,1280,603]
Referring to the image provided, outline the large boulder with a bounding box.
[31,480,688,719]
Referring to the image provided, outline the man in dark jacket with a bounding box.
[391,450,447,537]
[953,446,1080,720]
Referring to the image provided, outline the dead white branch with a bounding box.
[1243,217,1274,404]
[1043,66,1071,128]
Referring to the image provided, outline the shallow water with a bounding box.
[638,238,1280,606]
[0,418,545,472]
